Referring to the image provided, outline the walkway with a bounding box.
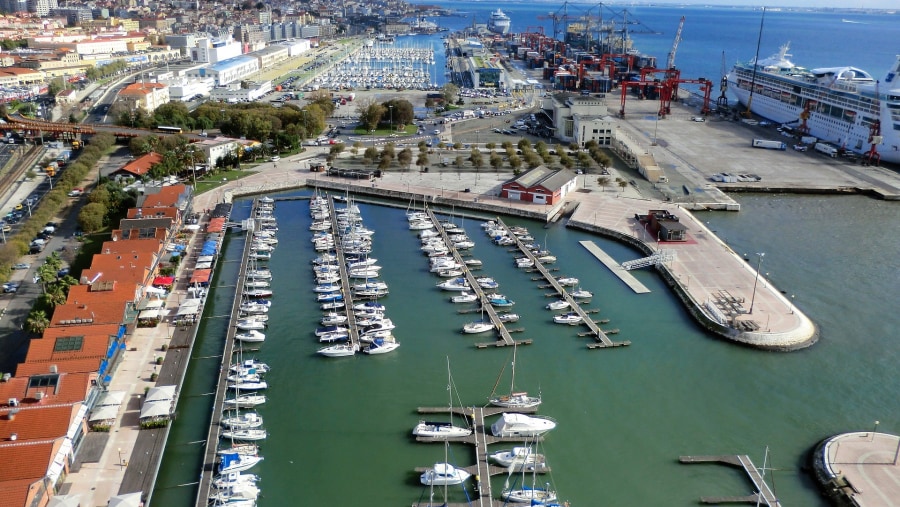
[680,454,780,506]
[579,240,651,294]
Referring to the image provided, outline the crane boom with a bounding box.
[666,16,685,69]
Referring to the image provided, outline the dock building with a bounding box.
[499,166,577,205]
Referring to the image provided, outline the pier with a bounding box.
[425,209,530,348]
[493,218,630,349]
[579,240,651,294]
[194,200,259,506]
[413,405,546,507]
[326,196,361,348]
[679,454,780,506]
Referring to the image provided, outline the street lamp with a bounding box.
[748,252,765,314]
[872,420,880,441]
[388,105,393,133]
[117,447,124,468]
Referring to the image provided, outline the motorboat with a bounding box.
[313,283,341,293]
[237,313,268,323]
[240,302,269,314]
[321,312,348,325]
[224,394,267,408]
[227,380,267,391]
[318,330,349,343]
[360,318,395,334]
[355,315,385,327]
[557,277,579,287]
[348,268,382,279]
[437,278,470,291]
[246,269,272,280]
[218,452,263,474]
[488,296,515,307]
[498,313,520,323]
[235,330,265,343]
[318,342,359,357]
[236,319,266,331]
[516,258,535,269]
[230,359,269,374]
[212,472,259,490]
[249,251,271,260]
[226,372,262,383]
[476,277,499,289]
[315,325,348,337]
[546,300,570,311]
[553,312,583,325]
[353,301,385,312]
[221,412,264,430]
[244,279,270,289]
[359,328,392,343]
[463,321,494,334]
[569,288,593,299]
[317,293,344,302]
[536,254,557,264]
[363,337,400,354]
[216,443,258,456]
[436,268,463,278]
[464,259,483,267]
[220,428,267,441]
[354,287,389,298]
[243,288,273,298]
[320,301,346,310]
[490,447,548,472]
[352,281,388,291]
[451,292,478,304]
[316,273,341,284]
[412,420,472,438]
[491,413,557,437]
[419,462,471,486]
[209,484,260,504]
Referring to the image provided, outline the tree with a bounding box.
[25,310,50,336]
[454,155,465,170]
[398,148,413,168]
[490,153,503,171]
[468,148,484,171]
[597,176,611,192]
[416,152,429,172]
[78,202,107,233]
[36,264,57,293]
[377,154,391,171]
[47,77,66,97]
[441,83,460,104]
[508,154,522,171]
[359,100,386,132]
[363,146,379,165]
[616,178,627,192]
[87,187,111,208]
[381,99,414,129]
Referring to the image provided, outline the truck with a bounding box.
[71,140,81,150]
[751,139,787,150]
[45,165,56,177]
[814,142,838,158]
[800,136,818,145]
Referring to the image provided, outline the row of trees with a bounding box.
[0,133,116,282]
[25,252,79,335]
[77,180,138,234]
[356,98,414,132]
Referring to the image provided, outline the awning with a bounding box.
[48,494,81,507]
[145,385,176,403]
[108,491,143,507]
[137,299,164,310]
[47,437,73,484]
[183,224,200,232]
[139,400,172,419]
[190,269,211,284]
[152,276,174,286]
[195,262,212,270]
[197,256,214,263]
[138,309,160,320]
[66,405,88,440]
[144,286,166,295]
[96,390,126,407]
[89,404,120,422]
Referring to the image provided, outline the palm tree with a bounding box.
[25,310,50,336]
[36,264,57,293]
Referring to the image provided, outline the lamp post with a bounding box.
[370,129,375,147]
[117,447,124,468]
[872,420,879,441]
[388,105,393,133]
[790,294,795,314]
[748,252,765,314]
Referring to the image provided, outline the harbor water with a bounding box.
[153,190,900,506]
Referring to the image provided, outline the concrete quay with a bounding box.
[812,431,900,507]
[193,157,817,350]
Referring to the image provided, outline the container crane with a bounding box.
[864,80,882,166]
[666,16,684,70]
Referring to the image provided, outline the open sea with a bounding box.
[151,5,900,507]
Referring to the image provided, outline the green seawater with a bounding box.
[153,192,900,506]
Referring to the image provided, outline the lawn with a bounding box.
[194,170,258,195]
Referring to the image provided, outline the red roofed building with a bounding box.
[138,184,193,212]
[117,81,169,112]
[80,250,159,290]
[109,152,163,179]
[499,166,577,205]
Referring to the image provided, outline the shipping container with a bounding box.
[751,139,787,150]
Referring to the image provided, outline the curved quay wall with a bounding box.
[223,179,818,351]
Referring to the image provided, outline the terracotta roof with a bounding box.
[0,478,38,507]
[21,331,111,370]
[80,251,158,289]
[16,358,104,377]
[49,299,128,328]
[126,206,178,220]
[115,151,163,177]
[99,237,165,256]
[119,81,167,96]
[0,67,41,75]
[0,372,92,406]
[139,184,189,208]
[0,405,77,443]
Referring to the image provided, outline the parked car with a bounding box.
[2,282,20,293]
[12,262,30,270]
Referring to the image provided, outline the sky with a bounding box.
[590,1,898,9]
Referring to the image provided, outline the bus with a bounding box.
[157,125,183,134]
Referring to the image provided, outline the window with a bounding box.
[28,374,59,390]
[54,336,84,352]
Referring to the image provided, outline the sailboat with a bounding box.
[419,441,471,486]
[501,438,557,504]
[413,358,472,438]
[489,343,541,409]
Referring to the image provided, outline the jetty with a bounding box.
[679,454,780,506]
[327,196,361,347]
[413,405,547,507]
[579,240,651,294]
[194,200,259,506]
[425,209,530,348]
[493,218,629,349]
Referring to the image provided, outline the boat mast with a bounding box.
[744,7,766,118]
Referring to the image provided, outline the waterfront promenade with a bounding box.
[195,157,817,350]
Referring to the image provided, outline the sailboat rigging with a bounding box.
[412,357,472,438]
[488,343,541,409]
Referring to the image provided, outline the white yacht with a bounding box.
[491,413,557,437]
[419,463,471,486]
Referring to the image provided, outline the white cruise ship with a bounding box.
[488,9,511,35]
[727,43,900,164]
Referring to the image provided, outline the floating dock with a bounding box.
[194,200,259,506]
[413,405,547,507]
[327,196,361,348]
[679,454,780,506]
[425,210,531,348]
[494,219,630,349]
[579,240,651,294]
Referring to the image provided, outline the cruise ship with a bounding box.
[488,9,511,35]
[727,43,900,164]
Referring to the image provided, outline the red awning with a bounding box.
[190,269,212,284]
[152,276,175,286]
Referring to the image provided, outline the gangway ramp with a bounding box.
[579,241,651,294]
